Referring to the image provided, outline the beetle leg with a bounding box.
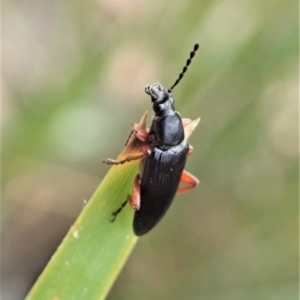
[125,123,149,146]
[182,118,192,128]
[103,153,145,165]
[111,198,128,222]
[176,170,199,193]
[103,143,150,165]
[129,175,141,210]
[187,145,193,157]
[132,123,149,141]
[111,175,141,221]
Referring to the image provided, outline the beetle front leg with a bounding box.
[103,153,145,165]
[125,123,149,145]
[103,143,151,165]
[132,123,149,142]
[182,118,192,128]
[176,170,199,193]
[187,145,193,157]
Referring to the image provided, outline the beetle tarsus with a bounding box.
[103,153,145,165]
[111,198,128,222]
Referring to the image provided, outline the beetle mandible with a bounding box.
[104,43,200,236]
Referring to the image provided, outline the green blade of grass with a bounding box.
[25,113,149,300]
[25,113,200,300]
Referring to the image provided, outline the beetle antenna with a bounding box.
[168,43,200,93]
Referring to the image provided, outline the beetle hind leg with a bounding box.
[177,170,199,193]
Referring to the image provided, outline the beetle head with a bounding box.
[145,82,175,116]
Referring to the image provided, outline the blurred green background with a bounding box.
[2,0,298,299]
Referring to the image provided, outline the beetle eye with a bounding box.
[145,85,151,95]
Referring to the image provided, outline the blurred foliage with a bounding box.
[2,0,298,299]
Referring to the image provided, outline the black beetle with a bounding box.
[104,43,200,236]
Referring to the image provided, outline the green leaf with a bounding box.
[25,114,149,300]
